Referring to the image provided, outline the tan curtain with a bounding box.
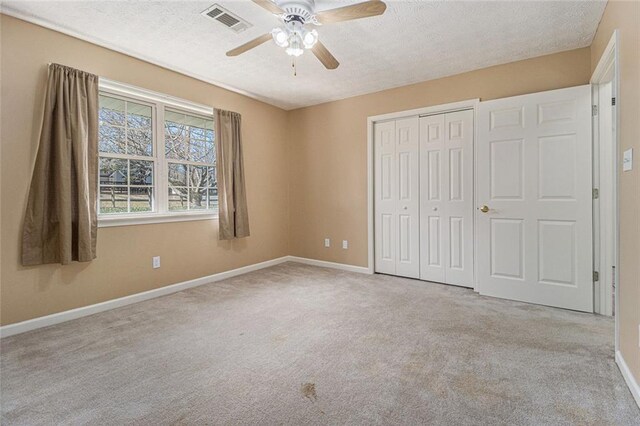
[215,109,250,240]
[22,64,99,266]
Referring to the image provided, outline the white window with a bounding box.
[165,110,216,212]
[97,80,217,227]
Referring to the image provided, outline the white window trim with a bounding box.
[99,212,218,228]
[98,78,218,228]
[99,78,213,116]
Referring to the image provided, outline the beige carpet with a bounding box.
[1,262,638,425]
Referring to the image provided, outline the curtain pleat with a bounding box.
[22,63,99,266]
[215,109,250,240]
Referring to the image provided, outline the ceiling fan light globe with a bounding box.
[302,29,318,49]
[271,28,289,47]
[285,46,304,57]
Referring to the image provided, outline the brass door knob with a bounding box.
[480,205,490,213]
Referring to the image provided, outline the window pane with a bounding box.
[99,158,128,185]
[190,165,208,189]
[99,125,126,154]
[165,127,188,160]
[207,167,216,187]
[130,160,153,185]
[126,102,152,129]
[208,188,218,210]
[127,129,153,156]
[165,110,186,124]
[168,163,187,186]
[189,138,215,164]
[130,187,153,213]
[189,127,206,140]
[189,188,207,210]
[168,187,188,211]
[165,109,214,163]
[99,95,125,126]
[188,166,207,210]
[99,186,127,214]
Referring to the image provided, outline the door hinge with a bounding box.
[593,271,599,282]
[612,266,616,287]
[592,105,598,116]
[593,188,599,199]
[612,97,616,106]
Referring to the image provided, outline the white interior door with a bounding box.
[419,110,474,287]
[374,117,420,278]
[476,85,593,312]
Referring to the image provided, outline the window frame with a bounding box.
[98,92,157,216]
[164,108,217,214]
[97,78,218,228]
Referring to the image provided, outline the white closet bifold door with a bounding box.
[374,117,420,279]
[419,110,474,287]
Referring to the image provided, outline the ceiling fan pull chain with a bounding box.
[292,57,297,77]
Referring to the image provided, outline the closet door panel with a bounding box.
[374,117,420,279]
[374,121,397,275]
[419,114,446,283]
[419,110,474,287]
[395,117,420,278]
[443,110,474,287]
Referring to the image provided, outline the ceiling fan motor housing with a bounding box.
[276,0,316,24]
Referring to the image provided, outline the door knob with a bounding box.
[479,205,489,213]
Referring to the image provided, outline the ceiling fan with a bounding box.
[226,0,387,70]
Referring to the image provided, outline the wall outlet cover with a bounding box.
[324,238,330,248]
[342,240,348,249]
[623,148,633,172]
[152,256,161,269]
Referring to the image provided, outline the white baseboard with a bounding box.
[287,256,371,274]
[616,350,640,408]
[0,256,290,338]
[0,255,371,338]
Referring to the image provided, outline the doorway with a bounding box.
[591,30,619,322]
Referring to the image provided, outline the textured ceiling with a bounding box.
[2,0,606,110]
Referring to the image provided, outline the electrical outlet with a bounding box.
[342,240,348,250]
[324,238,330,248]
[152,256,161,269]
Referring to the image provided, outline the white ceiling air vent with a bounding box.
[201,4,252,33]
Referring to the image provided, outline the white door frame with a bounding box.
[367,99,480,276]
[590,31,620,331]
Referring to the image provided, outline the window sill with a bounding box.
[98,212,218,228]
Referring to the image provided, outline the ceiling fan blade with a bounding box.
[251,0,285,15]
[226,33,272,57]
[311,41,339,70]
[315,0,387,25]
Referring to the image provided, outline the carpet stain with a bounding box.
[555,402,605,425]
[272,334,288,343]
[301,383,317,402]
[452,372,516,407]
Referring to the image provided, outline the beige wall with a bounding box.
[288,48,592,267]
[0,15,290,325]
[590,0,640,385]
